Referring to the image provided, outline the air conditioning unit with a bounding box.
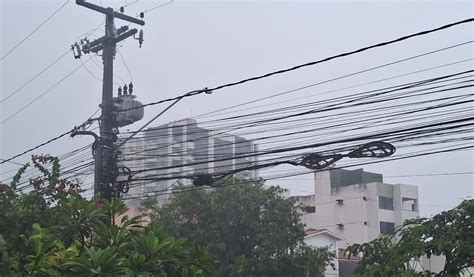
[336,223,344,229]
[336,199,344,205]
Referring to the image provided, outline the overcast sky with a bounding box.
[1,0,473,217]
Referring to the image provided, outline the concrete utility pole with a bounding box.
[73,0,145,201]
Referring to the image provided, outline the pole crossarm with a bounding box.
[90,29,138,53]
[76,0,145,25]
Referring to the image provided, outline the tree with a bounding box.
[345,199,474,276]
[144,180,335,276]
[0,155,214,276]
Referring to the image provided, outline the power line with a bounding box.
[0,143,92,179]
[0,20,113,104]
[90,54,128,84]
[115,91,193,149]
[122,0,139,9]
[79,57,102,82]
[0,0,70,61]
[0,130,74,166]
[121,18,474,112]
[117,49,133,81]
[0,159,25,167]
[132,116,474,175]
[196,53,473,120]
[141,0,175,14]
[0,56,93,125]
[0,110,98,166]
[269,171,474,181]
[79,56,122,87]
[125,144,474,197]
[208,18,474,92]
[117,56,473,149]
[119,72,473,160]
[0,49,71,103]
[117,53,473,140]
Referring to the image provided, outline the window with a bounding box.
[303,206,316,213]
[402,197,418,211]
[171,159,183,166]
[379,196,394,210]
[380,221,395,234]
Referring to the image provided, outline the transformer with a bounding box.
[113,94,144,127]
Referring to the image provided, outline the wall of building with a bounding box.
[297,168,420,248]
[120,118,258,204]
[307,172,372,247]
[304,234,339,277]
[394,183,419,226]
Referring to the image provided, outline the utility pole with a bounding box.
[72,0,145,201]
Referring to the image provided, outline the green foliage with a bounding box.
[147,180,334,276]
[63,246,128,276]
[0,155,214,276]
[346,199,474,276]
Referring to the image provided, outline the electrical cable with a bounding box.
[121,19,474,112]
[125,144,474,197]
[80,56,122,87]
[195,42,474,119]
[117,63,473,148]
[6,20,474,195]
[115,91,196,149]
[0,109,99,165]
[119,72,473,159]
[117,49,133,81]
[0,56,94,125]
[132,116,474,175]
[0,50,71,103]
[0,0,70,61]
[141,0,175,14]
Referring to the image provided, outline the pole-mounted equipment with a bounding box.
[71,0,145,201]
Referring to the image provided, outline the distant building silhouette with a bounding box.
[118,118,258,203]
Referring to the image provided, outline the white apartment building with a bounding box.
[296,168,419,248]
[118,118,258,203]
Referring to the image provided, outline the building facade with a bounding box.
[296,168,419,248]
[304,229,343,277]
[118,118,258,203]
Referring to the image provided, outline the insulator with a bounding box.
[80,38,90,54]
[71,43,81,59]
[118,86,122,96]
[139,12,144,18]
[75,43,81,57]
[129,82,133,94]
[138,30,144,48]
[123,84,128,95]
[120,6,124,13]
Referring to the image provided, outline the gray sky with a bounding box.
[1,0,473,217]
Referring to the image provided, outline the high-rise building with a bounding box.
[295,168,419,248]
[118,118,258,203]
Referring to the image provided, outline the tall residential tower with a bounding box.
[118,118,258,203]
